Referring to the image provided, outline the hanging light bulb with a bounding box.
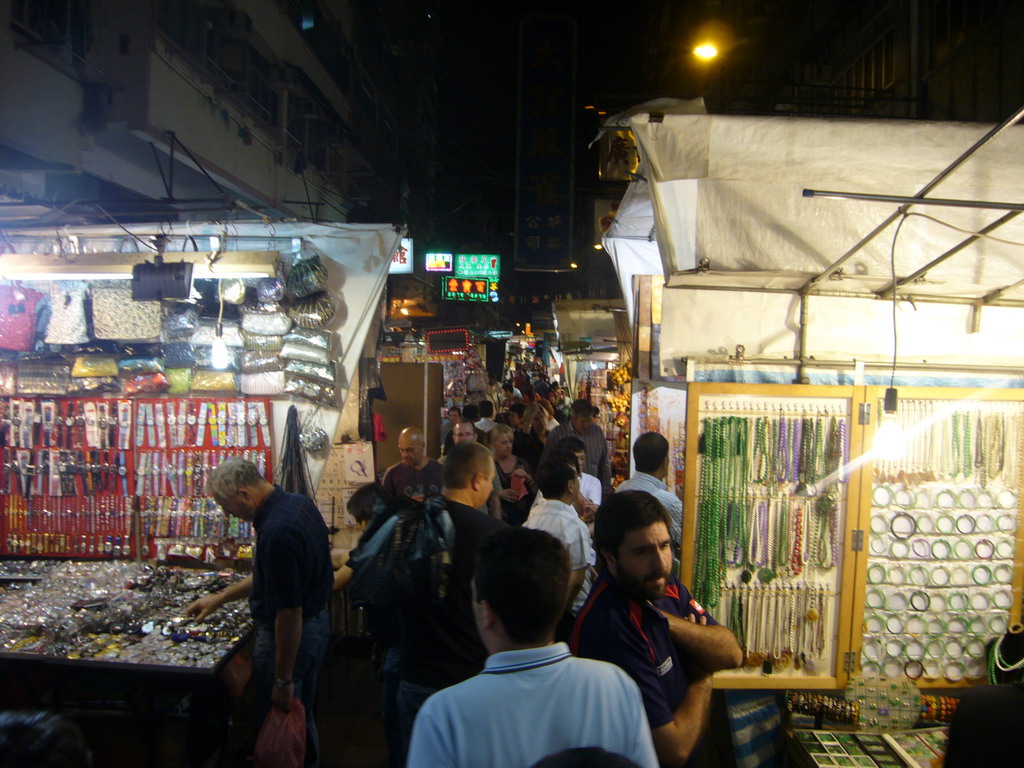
[873,387,906,460]
[211,323,229,370]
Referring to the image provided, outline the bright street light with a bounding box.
[694,43,718,60]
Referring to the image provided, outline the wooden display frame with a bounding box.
[682,383,866,690]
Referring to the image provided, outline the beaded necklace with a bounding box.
[789,417,802,483]
[790,501,804,575]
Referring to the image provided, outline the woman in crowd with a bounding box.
[515,402,548,471]
[489,424,536,526]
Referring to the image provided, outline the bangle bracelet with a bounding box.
[867,563,886,584]
[966,657,985,679]
[890,512,916,539]
[975,539,995,559]
[931,539,952,560]
[976,514,995,534]
[994,589,1013,610]
[994,563,1013,584]
[968,615,988,635]
[989,614,1010,634]
[995,539,1015,559]
[925,638,944,658]
[976,490,995,509]
[929,565,951,586]
[936,489,957,509]
[972,564,993,585]
[947,639,965,657]
[928,592,947,612]
[966,637,986,659]
[886,591,908,612]
[945,660,966,682]
[905,639,926,661]
[916,489,934,509]
[870,514,889,534]
[969,592,990,610]
[955,515,976,534]
[927,616,949,635]
[911,538,931,558]
[885,615,904,634]
[865,588,885,609]
[862,638,883,661]
[909,590,930,611]
[889,565,906,586]
[953,539,974,560]
[883,658,903,678]
[890,539,910,558]
[864,613,885,633]
[997,489,1018,509]
[958,489,976,509]
[894,488,917,508]
[905,615,926,634]
[923,660,941,680]
[997,514,1017,533]
[916,513,936,534]
[861,661,880,676]
[936,514,956,534]
[947,615,968,634]
[950,565,970,586]
[905,659,925,679]
[947,592,969,612]
[885,638,905,657]
[872,485,894,507]
[908,565,929,586]
[870,536,888,555]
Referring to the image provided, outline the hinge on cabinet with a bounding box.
[851,529,865,552]
[844,652,856,674]
[858,402,871,425]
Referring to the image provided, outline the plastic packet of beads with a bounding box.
[190,321,244,347]
[163,342,195,368]
[241,370,284,396]
[284,359,335,384]
[166,368,193,394]
[67,376,121,394]
[284,372,337,406]
[124,372,170,395]
[240,330,284,351]
[71,356,118,378]
[118,357,164,375]
[240,304,292,335]
[282,327,331,350]
[256,276,285,303]
[242,349,283,373]
[193,345,240,371]
[219,279,247,305]
[163,303,201,341]
[16,363,70,395]
[287,291,336,329]
[0,362,14,395]
[286,254,328,298]
[92,285,161,341]
[192,370,238,392]
[279,341,329,365]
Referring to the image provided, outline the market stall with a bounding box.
[602,104,1024,753]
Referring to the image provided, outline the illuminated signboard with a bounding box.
[453,253,500,279]
[442,276,499,303]
[425,252,453,272]
[426,328,470,353]
[389,237,414,274]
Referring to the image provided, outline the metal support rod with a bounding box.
[800,100,1024,294]
[167,131,176,200]
[802,188,1024,212]
[167,131,226,197]
[877,210,1022,297]
[797,293,810,384]
[149,143,171,199]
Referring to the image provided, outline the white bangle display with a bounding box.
[936,514,956,534]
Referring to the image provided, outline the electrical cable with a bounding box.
[888,213,910,387]
[906,211,1024,248]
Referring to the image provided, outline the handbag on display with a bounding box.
[241,370,285,396]
[45,283,89,345]
[286,254,328,298]
[16,362,71,395]
[92,285,161,341]
[0,285,44,351]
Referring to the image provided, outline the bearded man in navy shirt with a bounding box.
[572,491,743,768]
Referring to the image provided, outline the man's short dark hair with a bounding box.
[535,456,577,499]
[478,400,494,418]
[462,404,479,422]
[447,405,461,416]
[443,441,493,490]
[0,711,93,768]
[632,432,669,473]
[502,382,514,393]
[475,527,569,645]
[347,482,385,524]
[569,399,595,418]
[555,435,585,455]
[594,491,670,557]
[509,403,526,419]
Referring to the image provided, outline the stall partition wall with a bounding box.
[375,363,444,473]
[681,383,1024,691]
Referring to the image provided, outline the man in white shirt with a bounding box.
[525,457,595,640]
[615,432,683,552]
[407,527,658,768]
[474,400,498,434]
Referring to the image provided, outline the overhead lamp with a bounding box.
[593,243,603,250]
[0,251,279,281]
[694,43,718,60]
[570,262,579,269]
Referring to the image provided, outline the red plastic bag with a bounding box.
[254,699,306,768]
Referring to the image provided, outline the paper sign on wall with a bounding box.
[343,442,375,485]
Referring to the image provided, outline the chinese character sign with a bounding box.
[442,277,500,303]
[388,237,414,274]
[425,252,453,272]
[453,254,500,279]
[516,16,575,268]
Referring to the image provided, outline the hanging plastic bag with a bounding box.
[253,699,306,768]
[286,254,328,298]
[163,303,201,341]
[287,291,336,329]
[257,276,286,303]
[241,304,293,336]
[242,330,285,351]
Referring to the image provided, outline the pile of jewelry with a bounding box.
[787,691,859,724]
[919,695,958,723]
[0,561,251,669]
[0,560,60,579]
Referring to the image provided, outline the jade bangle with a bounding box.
[865,588,885,609]
[885,615,904,634]
[935,489,957,510]
[923,660,941,679]
[864,613,885,633]
[885,639,905,658]
[969,592,990,610]
[911,538,931,558]
[916,513,936,534]
[997,489,1018,509]
[957,489,976,509]
[936,514,956,534]
[909,590,930,611]
[928,593,947,612]
[925,638,944,658]
[955,515,976,534]
[967,615,988,634]
[995,539,1015,559]
[990,614,1009,634]
[976,514,995,534]
[929,565,951,586]
[890,512,916,539]
[904,659,925,679]
[972,565,993,585]
[882,659,903,678]
[890,539,910,558]
[869,537,888,555]
[931,539,952,559]
[994,589,1013,610]
[976,490,995,509]
[953,539,974,560]
[862,639,882,661]
[966,637,986,658]
[888,565,906,586]
[870,514,889,534]
[945,660,966,682]
[947,639,965,657]
[894,488,917,508]
[905,615,926,634]
[947,592,969,612]
[994,563,1013,583]
[867,563,887,584]
[908,565,929,586]
[872,485,894,507]
[997,514,1017,533]
[886,591,908,612]
[905,639,926,661]
[975,539,995,559]
[927,616,948,635]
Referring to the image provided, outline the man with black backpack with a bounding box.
[394,440,506,765]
